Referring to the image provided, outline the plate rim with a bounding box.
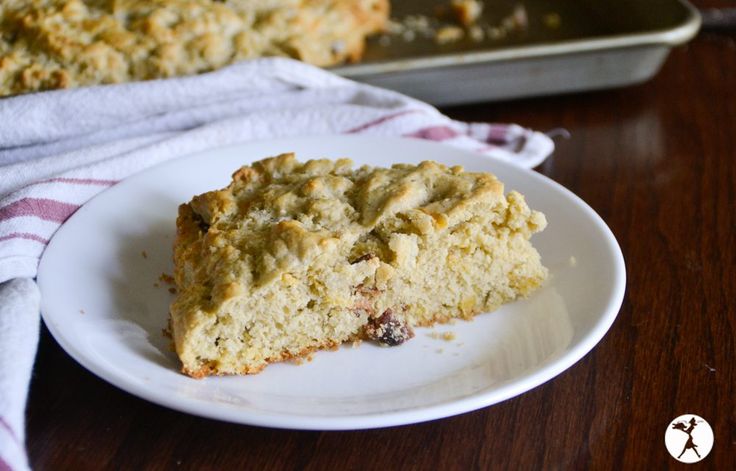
[37,135,626,430]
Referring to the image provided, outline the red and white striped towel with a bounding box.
[0,58,553,470]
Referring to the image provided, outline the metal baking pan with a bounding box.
[332,0,701,105]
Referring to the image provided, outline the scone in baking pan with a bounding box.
[333,0,701,105]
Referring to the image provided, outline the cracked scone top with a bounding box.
[0,0,388,95]
[170,153,547,377]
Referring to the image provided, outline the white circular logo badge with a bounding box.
[665,414,714,463]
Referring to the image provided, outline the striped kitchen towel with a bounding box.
[0,57,553,471]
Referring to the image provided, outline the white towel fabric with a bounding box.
[0,57,554,470]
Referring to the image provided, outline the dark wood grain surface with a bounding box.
[25,5,735,470]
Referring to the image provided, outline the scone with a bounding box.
[170,153,547,377]
[0,0,388,95]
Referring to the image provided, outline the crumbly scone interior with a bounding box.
[170,154,547,377]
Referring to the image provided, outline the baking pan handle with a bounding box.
[700,8,736,32]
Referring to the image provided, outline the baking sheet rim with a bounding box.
[334,0,701,77]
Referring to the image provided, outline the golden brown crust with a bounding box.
[170,153,547,378]
[0,0,389,96]
[173,154,507,294]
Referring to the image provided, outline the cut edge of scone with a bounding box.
[169,153,547,378]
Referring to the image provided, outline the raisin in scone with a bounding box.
[0,0,388,95]
[170,153,547,377]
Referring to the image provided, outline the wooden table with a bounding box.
[26,9,735,471]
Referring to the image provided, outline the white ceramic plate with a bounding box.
[38,136,625,430]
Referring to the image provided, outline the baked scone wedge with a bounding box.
[0,0,389,95]
[170,153,547,377]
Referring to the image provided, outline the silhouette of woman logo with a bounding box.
[665,414,714,463]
